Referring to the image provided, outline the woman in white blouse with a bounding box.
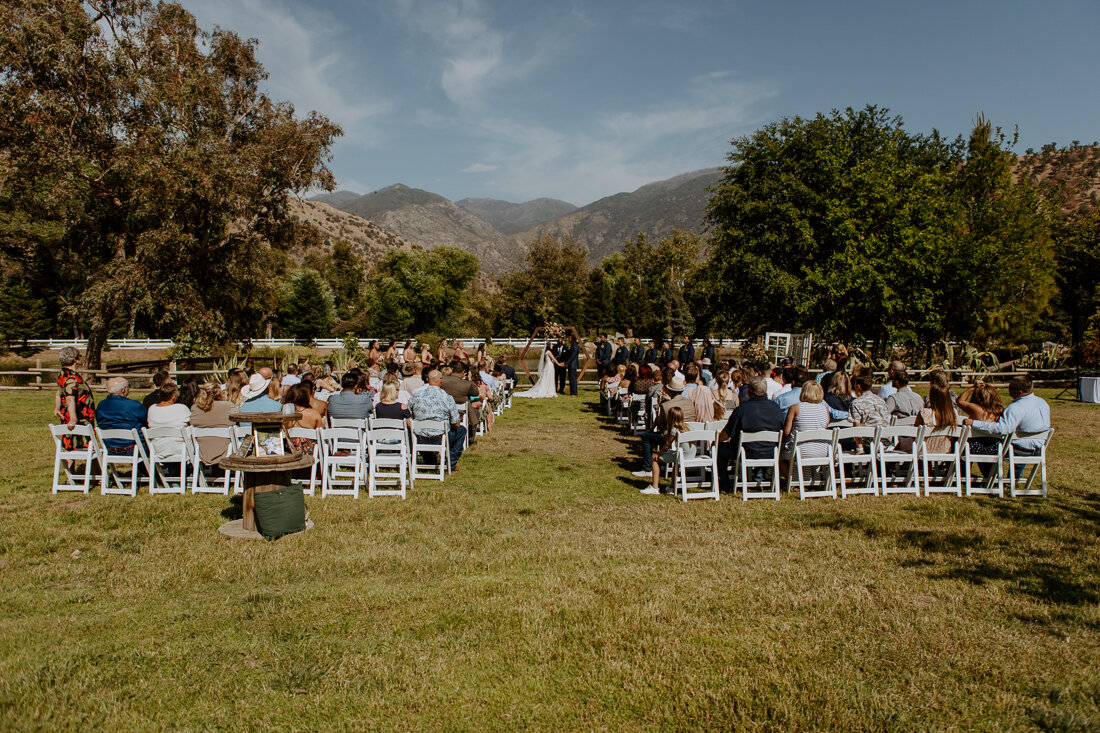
[146,381,191,455]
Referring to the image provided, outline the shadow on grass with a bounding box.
[220,494,243,520]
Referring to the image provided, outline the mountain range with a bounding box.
[309,168,722,273]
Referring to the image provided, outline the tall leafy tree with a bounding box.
[277,269,336,341]
[494,235,590,335]
[361,246,479,337]
[0,0,340,366]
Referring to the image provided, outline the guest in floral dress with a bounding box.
[54,346,95,449]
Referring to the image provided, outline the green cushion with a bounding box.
[252,486,306,540]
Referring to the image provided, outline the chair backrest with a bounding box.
[320,427,364,453]
[705,420,726,434]
[142,426,188,458]
[736,430,782,457]
[50,423,95,443]
[793,428,835,445]
[329,417,366,430]
[411,419,445,435]
[286,426,320,440]
[835,425,878,443]
[368,427,407,448]
[188,426,234,439]
[892,415,918,426]
[455,402,468,415]
[677,429,715,449]
[685,421,705,432]
[1013,428,1054,446]
[96,427,142,455]
[370,417,406,431]
[878,425,921,440]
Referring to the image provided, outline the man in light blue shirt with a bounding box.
[774,365,809,413]
[877,360,906,401]
[965,375,1051,454]
[237,370,282,431]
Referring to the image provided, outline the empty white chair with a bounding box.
[319,427,365,498]
[671,430,719,501]
[786,429,837,500]
[704,420,727,436]
[49,424,99,494]
[187,426,236,495]
[735,430,783,501]
[366,427,409,498]
[628,394,647,435]
[877,425,923,496]
[455,403,470,450]
[410,419,448,481]
[834,426,879,497]
[286,426,321,496]
[963,429,1010,497]
[919,425,968,497]
[504,379,514,409]
[1008,429,1055,498]
[96,427,147,497]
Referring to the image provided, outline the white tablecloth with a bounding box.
[1081,376,1100,403]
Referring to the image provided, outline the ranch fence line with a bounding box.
[15,337,759,351]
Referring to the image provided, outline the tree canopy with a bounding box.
[0,0,341,365]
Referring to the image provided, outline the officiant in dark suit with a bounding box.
[564,335,580,396]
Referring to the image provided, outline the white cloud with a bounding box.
[462,163,500,172]
[179,0,392,139]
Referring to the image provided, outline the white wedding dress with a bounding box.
[513,349,558,399]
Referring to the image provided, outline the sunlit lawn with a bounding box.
[0,388,1097,730]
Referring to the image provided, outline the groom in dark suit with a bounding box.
[550,336,566,393]
[564,335,580,396]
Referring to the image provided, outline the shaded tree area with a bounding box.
[0,0,340,365]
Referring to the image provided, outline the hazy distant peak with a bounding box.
[456,196,578,235]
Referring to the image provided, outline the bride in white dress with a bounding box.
[513,344,558,399]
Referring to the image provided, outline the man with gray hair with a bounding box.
[408,369,467,469]
[877,360,906,401]
[95,377,147,454]
[716,376,784,490]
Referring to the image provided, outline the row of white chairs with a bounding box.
[659,422,1054,503]
[48,419,459,500]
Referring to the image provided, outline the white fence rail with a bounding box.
[22,337,752,351]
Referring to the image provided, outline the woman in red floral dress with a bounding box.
[54,346,96,449]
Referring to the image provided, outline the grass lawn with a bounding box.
[1,388,1098,730]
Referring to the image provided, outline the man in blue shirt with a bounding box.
[629,337,645,364]
[327,372,374,420]
[717,377,784,489]
[95,377,147,453]
[409,369,466,469]
[643,340,659,365]
[964,375,1051,476]
[774,365,810,414]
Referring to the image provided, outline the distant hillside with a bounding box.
[513,168,723,264]
[1016,143,1100,219]
[456,197,577,235]
[287,198,415,262]
[311,185,516,273]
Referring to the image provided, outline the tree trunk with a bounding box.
[85,325,108,371]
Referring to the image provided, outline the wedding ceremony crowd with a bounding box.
[594,338,1053,499]
[50,339,522,493]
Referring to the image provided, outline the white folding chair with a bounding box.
[615,388,630,426]
[684,421,705,432]
[891,415,919,427]
[187,426,236,495]
[877,425,923,496]
[141,426,189,494]
[785,429,837,500]
[628,394,647,435]
[286,427,321,496]
[367,427,409,498]
[368,417,407,431]
[319,427,365,498]
[964,429,1010,497]
[329,417,367,430]
[671,430,719,501]
[96,427,147,497]
[504,379,514,409]
[49,424,99,494]
[410,420,448,481]
[455,403,470,449]
[834,426,879,498]
[735,430,783,501]
[1008,429,1055,498]
[704,420,726,436]
[919,425,968,497]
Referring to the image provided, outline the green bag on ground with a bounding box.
[252,486,306,540]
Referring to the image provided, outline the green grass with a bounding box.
[1,389,1098,730]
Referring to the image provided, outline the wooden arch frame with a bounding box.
[515,324,595,385]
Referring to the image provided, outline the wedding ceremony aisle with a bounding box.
[2,388,1099,729]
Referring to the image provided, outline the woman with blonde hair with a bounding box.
[191,382,236,463]
[825,370,854,414]
[781,380,831,476]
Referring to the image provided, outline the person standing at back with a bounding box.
[563,335,580,396]
[678,336,695,366]
[594,334,612,379]
[630,337,646,364]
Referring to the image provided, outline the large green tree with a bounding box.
[702,106,1053,348]
[0,0,340,366]
[494,235,590,335]
[360,246,479,337]
[277,269,336,341]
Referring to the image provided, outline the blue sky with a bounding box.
[180,0,1099,206]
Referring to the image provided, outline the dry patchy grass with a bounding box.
[0,389,1098,730]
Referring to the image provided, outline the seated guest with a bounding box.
[878,360,906,401]
[849,372,891,450]
[957,380,1006,462]
[143,370,170,409]
[190,382,236,464]
[176,376,200,409]
[471,369,494,433]
[963,375,1050,472]
[632,365,657,396]
[281,363,301,393]
[225,369,248,407]
[682,364,701,396]
[711,371,739,414]
[781,380,832,477]
[632,375,694,477]
[884,370,922,418]
[924,369,957,407]
[375,381,412,424]
[641,405,690,495]
[824,371,854,414]
[239,371,282,415]
[717,377,784,489]
[327,372,374,420]
[409,369,466,469]
[496,356,517,385]
[815,358,837,389]
[401,361,425,394]
[442,361,481,411]
[377,371,411,407]
[774,365,810,412]
[699,358,714,387]
[95,377,147,454]
[146,381,191,456]
[283,384,324,454]
[644,367,668,431]
[478,361,498,391]
[766,363,784,400]
[915,381,960,454]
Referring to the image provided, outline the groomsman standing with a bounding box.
[660,340,674,366]
[644,340,659,365]
[678,336,695,366]
[630,337,646,364]
[594,334,612,378]
[613,337,628,368]
[701,337,715,364]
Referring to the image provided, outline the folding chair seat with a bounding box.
[187,426,237,495]
[963,429,1010,497]
[834,426,879,498]
[141,426,190,494]
[1008,429,1055,498]
[671,430,719,501]
[410,419,448,481]
[735,430,783,501]
[286,427,320,496]
[786,428,837,500]
[919,425,968,497]
[319,427,364,498]
[367,427,409,498]
[877,425,923,496]
[49,424,99,494]
[96,427,147,497]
